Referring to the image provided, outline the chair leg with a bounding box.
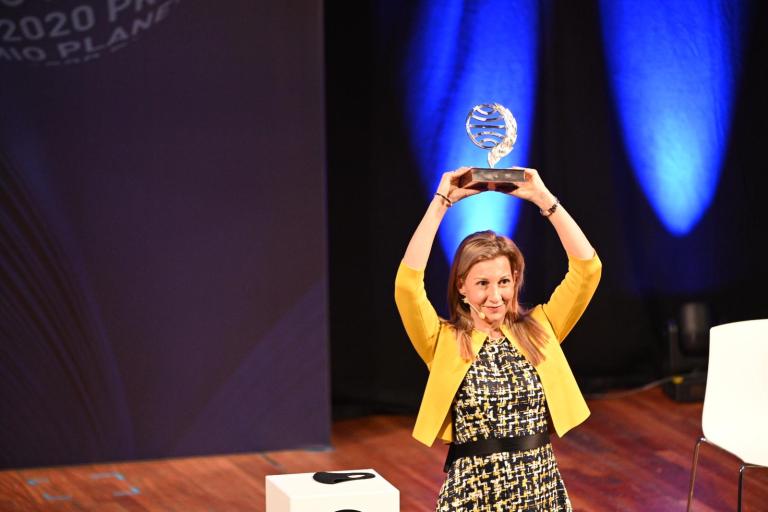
[738,464,745,512]
[737,463,760,512]
[687,436,707,512]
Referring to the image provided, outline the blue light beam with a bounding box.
[404,0,539,257]
[600,0,744,236]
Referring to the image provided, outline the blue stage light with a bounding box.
[404,0,539,257]
[600,0,744,236]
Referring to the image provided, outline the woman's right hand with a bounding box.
[436,167,481,205]
[403,169,477,269]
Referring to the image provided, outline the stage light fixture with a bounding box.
[663,302,711,402]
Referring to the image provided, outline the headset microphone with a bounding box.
[462,297,486,320]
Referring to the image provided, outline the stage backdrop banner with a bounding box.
[0,0,329,468]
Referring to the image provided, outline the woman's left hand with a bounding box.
[507,168,557,210]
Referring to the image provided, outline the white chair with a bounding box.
[686,319,768,511]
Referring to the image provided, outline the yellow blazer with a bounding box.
[394,253,602,446]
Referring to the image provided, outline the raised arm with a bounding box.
[509,169,595,259]
[396,169,480,364]
[402,168,479,269]
[509,168,601,341]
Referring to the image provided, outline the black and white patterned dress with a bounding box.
[436,337,572,511]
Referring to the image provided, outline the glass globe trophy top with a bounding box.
[457,103,527,192]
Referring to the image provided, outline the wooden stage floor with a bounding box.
[1,388,766,511]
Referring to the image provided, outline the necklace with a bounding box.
[487,334,506,344]
[475,328,505,343]
[474,327,504,343]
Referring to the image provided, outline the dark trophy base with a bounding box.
[456,167,527,192]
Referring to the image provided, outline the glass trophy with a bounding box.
[457,103,527,192]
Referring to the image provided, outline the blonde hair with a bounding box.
[446,230,547,365]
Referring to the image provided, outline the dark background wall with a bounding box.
[1,0,329,468]
[327,0,768,416]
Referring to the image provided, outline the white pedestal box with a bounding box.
[265,468,399,512]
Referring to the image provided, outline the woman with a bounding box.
[394,167,601,510]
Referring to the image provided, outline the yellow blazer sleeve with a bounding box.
[394,261,442,366]
[541,253,602,342]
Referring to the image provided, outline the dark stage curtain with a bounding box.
[327,0,768,417]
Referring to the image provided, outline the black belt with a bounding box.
[443,431,550,472]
